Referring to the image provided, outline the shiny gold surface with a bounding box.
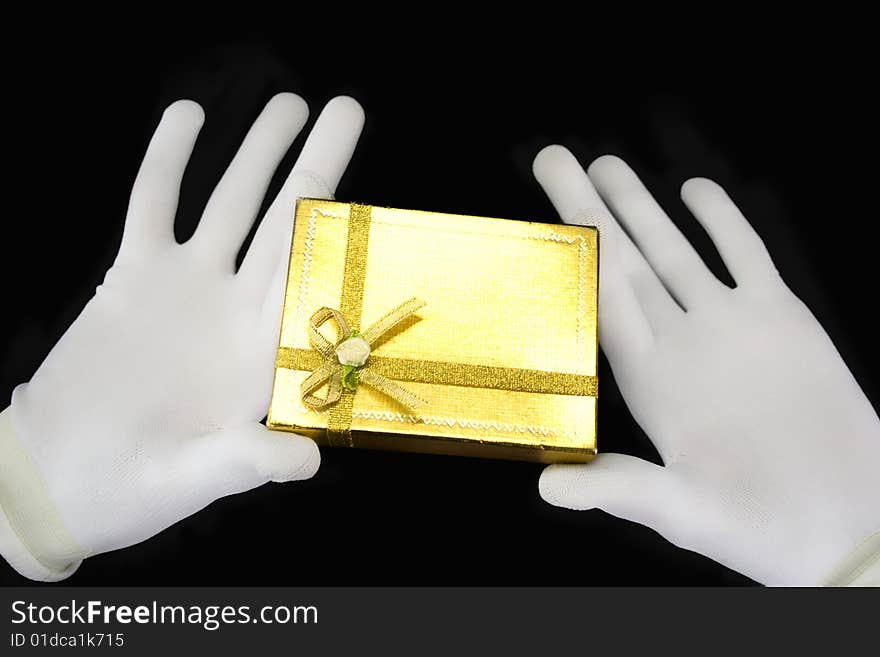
[267,199,598,463]
[278,349,598,397]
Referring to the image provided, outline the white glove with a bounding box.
[0,93,365,581]
[533,146,880,586]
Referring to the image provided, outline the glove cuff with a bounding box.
[821,528,880,587]
[0,406,83,581]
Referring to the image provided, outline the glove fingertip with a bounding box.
[163,99,205,127]
[539,464,588,509]
[267,435,321,483]
[323,95,365,128]
[532,144,576,182]
[268,92,309,122]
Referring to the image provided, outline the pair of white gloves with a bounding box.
[1,94,877,585]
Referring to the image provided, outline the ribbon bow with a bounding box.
[300,298,428,411]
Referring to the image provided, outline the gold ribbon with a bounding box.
[280,203,598,448]
[279,348,599,397]
[300,298,428,412]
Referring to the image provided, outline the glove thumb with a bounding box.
[539,453,691,544]
[177,424,320,503]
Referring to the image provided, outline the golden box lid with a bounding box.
[267,199,598,463]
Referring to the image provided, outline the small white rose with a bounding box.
[335,336,371,367]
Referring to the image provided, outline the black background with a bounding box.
[2,25,876,586]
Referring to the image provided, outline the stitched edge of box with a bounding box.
[290,204,593,440]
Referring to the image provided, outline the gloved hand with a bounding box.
[0,93,365,580]
[532,146,880,585]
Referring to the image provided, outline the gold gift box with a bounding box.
[266,199,598,463]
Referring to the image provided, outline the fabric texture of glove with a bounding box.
[533,146,880,586]
[0,94,365,580]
